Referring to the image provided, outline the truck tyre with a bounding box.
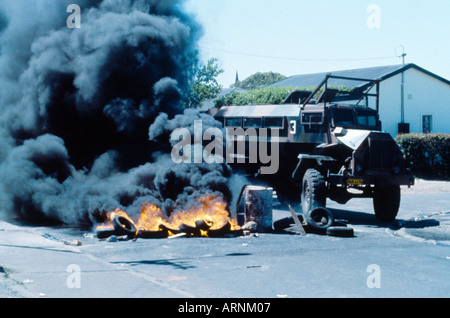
[373,185,401,222]
[301,169,326,214]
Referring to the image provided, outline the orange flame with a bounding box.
[96,194,240,237]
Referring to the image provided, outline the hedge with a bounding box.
[396,133,450,180]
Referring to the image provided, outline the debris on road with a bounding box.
[304,207,335,234]
[242,186,273,233]
[241,221,258,232]
[89,185,360,242]
[42,233,84,246]
[167,232,187,240]
[273,205,355,238]
[326,226,355,238]
[288,205,307,236]
[106,235,130,242]
[246,265,262,269]
[63,240,82,246]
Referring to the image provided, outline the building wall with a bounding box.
[377,68,450,137]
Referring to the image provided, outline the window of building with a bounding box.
[422,115,432,134]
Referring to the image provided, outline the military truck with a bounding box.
[214,75,414,222]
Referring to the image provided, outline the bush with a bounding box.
[396,133,450,180]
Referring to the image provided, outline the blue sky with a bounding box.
[184,0,450,87]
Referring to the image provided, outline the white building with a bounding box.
[270,64,450,137]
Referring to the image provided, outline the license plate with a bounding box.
[347,178,364,185]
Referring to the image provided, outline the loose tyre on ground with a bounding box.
[326,226,354,237]
[273,214,304,232]
[305,207,334,234]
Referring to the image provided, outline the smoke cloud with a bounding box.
[0,0,233,226]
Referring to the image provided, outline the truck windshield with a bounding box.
[332,107,379,130]
[332,108,356,127]
[355,109,379,129]
[357,114,377,127]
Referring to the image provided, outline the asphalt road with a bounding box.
[1,180,449,298]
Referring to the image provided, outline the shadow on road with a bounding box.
[110,253,253,270]
[111,259,196,270]
[328,207,441,230]
[328,208,383,227]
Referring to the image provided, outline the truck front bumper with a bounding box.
[328,173,415,187]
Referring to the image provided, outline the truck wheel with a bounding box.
[373,185,401,222]
[301,169,326,214]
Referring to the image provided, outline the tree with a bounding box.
[234,72,286,90]
[183,58,224,108]
[214,87,292,108]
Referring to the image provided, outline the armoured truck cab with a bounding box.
[214,75,414,222]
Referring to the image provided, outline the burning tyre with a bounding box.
[138,228,169,239]
[112,215,138,239]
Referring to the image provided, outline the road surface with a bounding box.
[1,179,449,298]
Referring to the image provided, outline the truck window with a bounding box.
[355,109,379,129]
[332,109,356,127]
[225,117,242,127]
[243,118,262,128]
[357,114,377,127]
[264,117,284,128]
[302,113,323,125]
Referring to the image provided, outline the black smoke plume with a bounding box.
[0,0,233,226]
